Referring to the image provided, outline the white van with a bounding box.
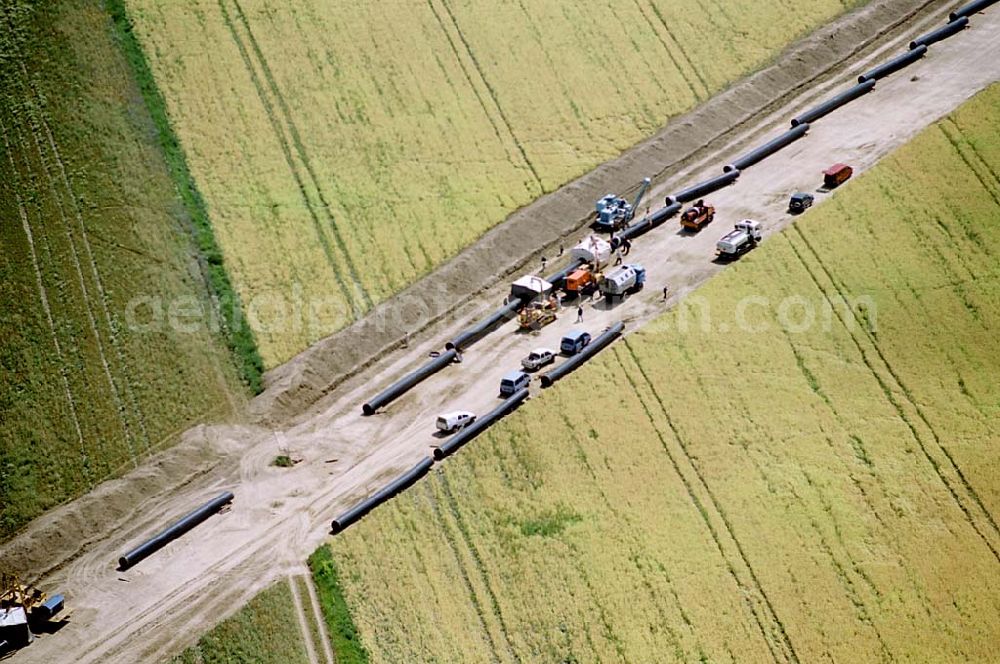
[500,370,530,396]
[436,411,476,433]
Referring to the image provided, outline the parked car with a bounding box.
[436,411,476,433]
[521,348,556,371]
[560,329,592,356]
[823,163,853,189]
[788,192,814,213]
[500,370,531,397]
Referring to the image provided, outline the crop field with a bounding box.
[123,0,866,365]
[307,85,1000,663]
[171,581,311,664]
[0,1,243,538]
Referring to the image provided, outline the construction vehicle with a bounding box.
[594,177,651,232]
[564,235,612,298]
[599,264,646,301]
[716,219,762,260]
[518,297,559,330]
[680,199,715,231]
[0,572,65,653]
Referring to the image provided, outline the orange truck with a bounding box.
[680,200,716,230]
[564,266,598,296]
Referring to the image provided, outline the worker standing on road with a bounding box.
[558,243,564,257]
[541,256,548,272]
[576,305,584,323]
[662,285,669,301]
[622,238,632,256]
[614,247,623,266]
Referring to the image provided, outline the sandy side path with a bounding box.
[6,4,1000,663]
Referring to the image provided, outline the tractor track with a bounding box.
[217,0,370,317]
[0,111,89,479]
[785,225,1000,562]
[616,342,799,664]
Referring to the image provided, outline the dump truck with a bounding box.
[716,219,762,260]
[680,200,715,230]
[0,573,65,654]
[594,177,651,232]
[599,264,646,300]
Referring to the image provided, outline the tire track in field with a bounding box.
[784,229,1000,562]
[301,573,335,664]
[428,0,544,190]
[18,61,152,453]
[230,0,372,313]
[216,0,368,317]
[423,481,506,664]
[701,324,894,658]
[938,121,1000,208]
[635,0,705,103]
[615,342,799,664]
[437,472,523,664]
[645,3,711,101]
[288,575,321,664]
[5,83,140,467]
[0,111,90,483]
[553,412,689,660]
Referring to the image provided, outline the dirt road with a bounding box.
[7,4,1000,662]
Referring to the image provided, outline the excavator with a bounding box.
[0,572,65,653]
[594,177,651,232]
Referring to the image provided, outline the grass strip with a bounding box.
[106,0,264,393]
[308,545,371,664]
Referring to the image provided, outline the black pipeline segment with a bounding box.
[724,123,810,173]
[433,388,529,461]
[619,202,682,241]
[118,491,234,569]
[792,79,876,126]
[858,46,927,83]
[672,170,740,205]
[447,299,522,351]
[331,457,434,534]
[362,350,457,415]
[951,0,998,20]
[540,322,625,388]
[910,16,969,49]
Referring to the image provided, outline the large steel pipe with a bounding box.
[792,79,876,126]
[540,322,625,388]
[724,123,810,172]
[910,17,969,49]
[673,170,740,205]
[620,202,682,241]
[118,491,234,569]
[433,388,529,461]
[951,0,998,20]
[331,457,434,534]
[857,46,927,83]
[446,299,522,351]
[362,350,457,415]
